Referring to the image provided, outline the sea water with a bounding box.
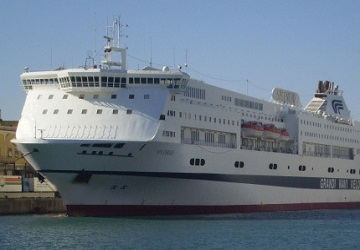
[1,209,360,249]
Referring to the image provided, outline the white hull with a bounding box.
[14,139,360,215]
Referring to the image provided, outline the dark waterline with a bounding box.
[1,209,360,249]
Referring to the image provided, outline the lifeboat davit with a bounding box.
[241,121,264,138]
[262,124,280,140]
[279,128,290,141]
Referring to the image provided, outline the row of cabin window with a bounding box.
[38,93,150,101]
[41,108,131,115]
[178,111,240,126]
[234,97,264,111]
[38,93,118,100]
[302,130,359,144]
[162,130,176,137]
[300,119,357,133]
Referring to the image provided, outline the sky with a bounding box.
[0,0,360,120]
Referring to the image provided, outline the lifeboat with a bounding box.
[241,121,264,138]
[262,124,280,140]
[279,128,290,141]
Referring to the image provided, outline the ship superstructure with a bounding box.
[13,18,360,216]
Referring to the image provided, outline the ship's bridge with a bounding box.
[20,67,190,94]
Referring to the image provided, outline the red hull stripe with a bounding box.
[67,202,360,217]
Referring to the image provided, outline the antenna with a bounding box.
[150,36,153,67]
[94,12,97,65]
[101,16,128,70]
[173,47,176,69]
[185,49,188,72]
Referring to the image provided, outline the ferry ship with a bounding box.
[13,19,360,216]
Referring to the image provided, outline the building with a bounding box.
[0,120,32,176]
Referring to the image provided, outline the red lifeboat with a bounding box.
[262,124,281,140]
[279,129,290,141]
[241,121,264,138]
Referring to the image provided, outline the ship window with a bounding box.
[141,78,146,84]
[108,77,114,87]
[129,94,134,99]
[93,143,112,148]
[53,109,59,114]
[114,143,125,148]
[126,109,132,114]
[76,77,82,87]
[114,77,120,87]
[148,78,153,84]
[99,151,103,155]
[67,109,73,114]
[113,109,118,114]
[96,109,102,114]
[82,77,88,87]
[81,109,87,114]
[101,77,107,87]
[154,78,160,84]
[93,94,99,99]
[79,94,85,99]
[63,94,68,99]
[159,114,165,120]
[144,94,149,99]
[88,76,94,87]
[70,77,76,87]
[94,76,99,87]
[111,94,117,99]
[135,78,140,84]
[80,144,90,147]
[109,152,113,155]
[82,150,87,154]
[48,95,54,99]
[129,78,134,84]
[42,109,48,114]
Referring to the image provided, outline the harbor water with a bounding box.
[1,209,360,249]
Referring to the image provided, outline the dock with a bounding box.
[0,192,66,215]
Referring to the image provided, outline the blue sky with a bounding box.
[1,0,360,120]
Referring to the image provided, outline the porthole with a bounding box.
[269,163,277,170]
[190,158,205,166]
[299,165,306,171]
[235,161,245,168]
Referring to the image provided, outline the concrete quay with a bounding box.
[0,192,66,215]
